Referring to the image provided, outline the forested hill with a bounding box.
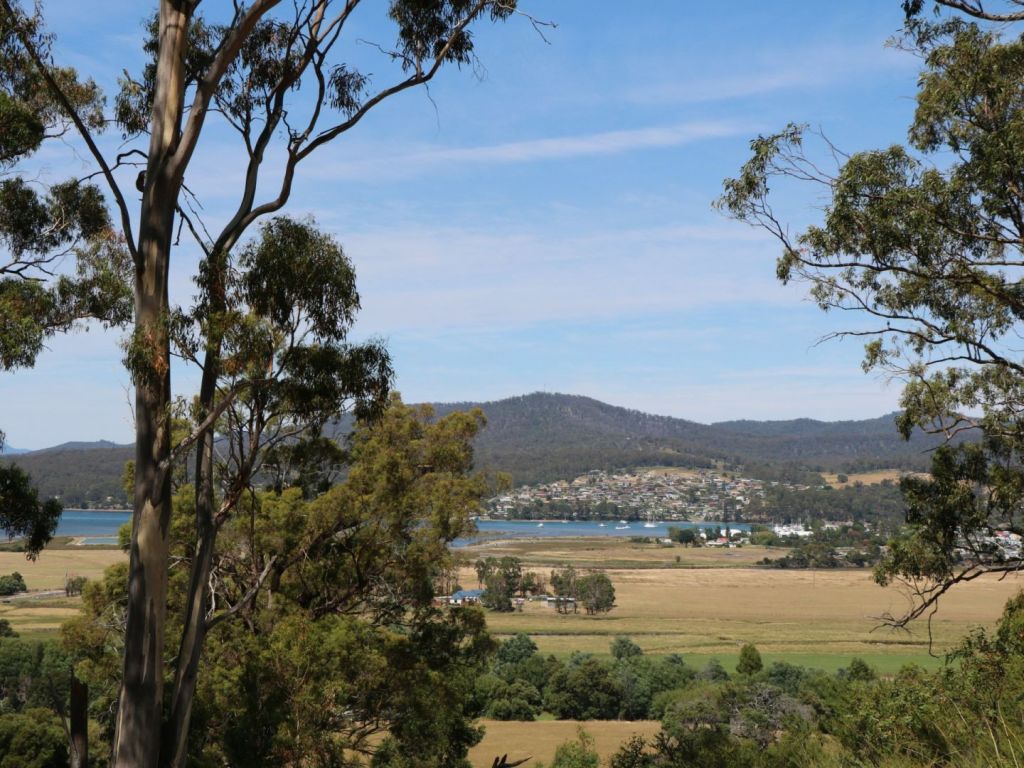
[431,393,944,485]
[8,441,133,508]
[6,393,947,505]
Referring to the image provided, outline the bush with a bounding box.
[0,572,26,596]
[64,575,87,597]
[737,644,763,675]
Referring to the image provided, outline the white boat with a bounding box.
[615,525,630,530]
[537,522,544,527]
[598,523,606,527]
[643,522,657,528]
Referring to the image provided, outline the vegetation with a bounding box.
[0,462,61,554]
[0,571,26,595]
[1,0,530,761]
[4,395,943,509]
[720,1,1024,629]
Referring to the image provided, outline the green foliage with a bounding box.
[736,644,763,676]
[63,397,496,765]
[539,728,599,768]
[485,679,543,721]
[611,636,643,660]
[545,656,622,720]
[482,572,514,612]
[0,708,68,767]
[497,633,539,666]
[0,571,25,596]
[0,464,60,555]
[720,13,1024,622]
[63,575,86,597]
[0,6,130,373]
[577,572,615,614]
[666,526,699,546]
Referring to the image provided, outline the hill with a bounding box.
[431,393,943,486]
[4,393,947,504]
[6,441,133,508]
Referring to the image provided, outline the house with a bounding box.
[449,589,485,606]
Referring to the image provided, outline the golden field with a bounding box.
[820,469,916,487]
[468,720,660,768]
[0,548,126,590]
[460,563,1024,666]
[4,540,1023,672]
[462,538,773,569]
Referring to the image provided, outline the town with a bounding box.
[488,468,785,521]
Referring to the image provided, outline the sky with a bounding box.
[0,0,927,449]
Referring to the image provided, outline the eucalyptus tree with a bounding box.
[0,1,531,764]
[719,3,1024,628]
[0,11,130,553]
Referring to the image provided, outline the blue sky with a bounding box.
[1,0,925,448]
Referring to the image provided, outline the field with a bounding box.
[462,538,773,569]
[5,536,1023,674]
[469,720,660,768]
[820,469,915,487]
[462,535,1024,668]
[0,548,126,590]
[0,548,127,640]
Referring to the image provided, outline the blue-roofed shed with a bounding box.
[450,589,485,605]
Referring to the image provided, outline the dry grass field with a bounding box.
[461,564,1024,669]
[0,549,126,639]
[468,719,661,768]
[0,596,82,639]
[820,469,918,487]
[0,548,126,590]
[462,538,774,569]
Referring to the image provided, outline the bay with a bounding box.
[453,519,749,546]
[50,511,749,547]
[55,509,131,544]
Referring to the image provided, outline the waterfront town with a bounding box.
[487,468,776,521]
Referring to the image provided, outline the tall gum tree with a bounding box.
[0,2,539,765]
[719,0,1024,633]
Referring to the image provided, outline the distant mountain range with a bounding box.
[3,392,946,506]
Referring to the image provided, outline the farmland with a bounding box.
[458,539,1024,671]
[469,720,661,768]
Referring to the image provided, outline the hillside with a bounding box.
[432,394,943,485]
[4,393,947,504]
[7,441,133,508]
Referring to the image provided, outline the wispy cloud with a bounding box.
[625,42,915,106]
[310,119,751,181]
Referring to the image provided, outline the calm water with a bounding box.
[454,519,749,546]
[56,509,131,541]
[50,511,748,547]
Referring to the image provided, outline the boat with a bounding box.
[598,523,606,527]
[615,525,630,530]
[643,522,657,528]
[537,522,544,527]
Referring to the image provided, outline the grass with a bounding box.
[0,547,127,638]
[461,538,774,569]
[0,595,83,639]
[820,469,920,487]
[0,549,126,590]
[468,719,661,768]
[462,564,1024,661]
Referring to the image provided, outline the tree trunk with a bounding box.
[69,673,88,768]
[113,2,189,765]
[165,335,221,768]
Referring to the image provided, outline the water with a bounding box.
[55,510,131,543]
[453,519,749,546]
[49,511,748,548]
